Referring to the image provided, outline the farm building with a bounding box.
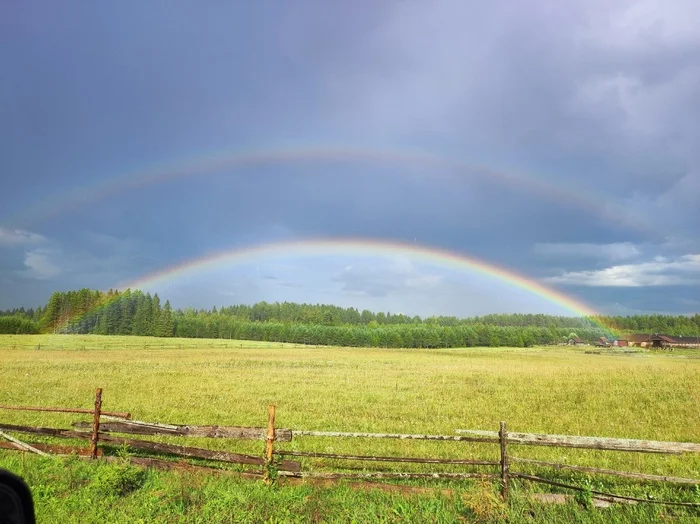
[625,334,699,349]
[651,335,677,348]
[671,336,700,348]
[567,336,585,346]
[627,334,652,347]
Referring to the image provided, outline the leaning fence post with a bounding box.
[90,388,103,459]
[499,421,510,501]
[264,404,276,484]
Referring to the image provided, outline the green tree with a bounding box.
[156,300,174,337]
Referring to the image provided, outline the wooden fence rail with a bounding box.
[275,450,499,466]
[0,404,131,420]
[71,420,293,441]
[514,473,700,508]
[456,429,700,454]
[294,430,497,443]
[510,456,700,485]
[1,390,699,508]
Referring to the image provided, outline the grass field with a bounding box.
[1,334,699,522]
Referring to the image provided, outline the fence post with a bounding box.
[499,421,510,501]
[90,388,102,459]
[264,404,276,484]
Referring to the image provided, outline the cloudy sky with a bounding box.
[1,1,699,317]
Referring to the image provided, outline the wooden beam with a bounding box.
[0,404,131,419]
[281,472,498,480]
[510,457,700,485]
[0,430,51,457]
[275,450,498,466]
[499,421,510,501]
[514,473,700,507]
[456,429,699,454]
[0,423,70,438]
[61,431,301,472]
[294,430,498,443]
[0,441,100,457]
[90,388,102,460]
[264,405,276,485]
[72,420,293,442]
[107,456,264,480]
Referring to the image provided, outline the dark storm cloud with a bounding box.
[1,1,699,313]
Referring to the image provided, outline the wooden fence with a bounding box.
[0,388,699,507]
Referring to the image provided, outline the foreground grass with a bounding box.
[1,334,699,521]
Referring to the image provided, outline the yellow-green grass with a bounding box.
[1,334,699,521]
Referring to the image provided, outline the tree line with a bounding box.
[1,288,699,347]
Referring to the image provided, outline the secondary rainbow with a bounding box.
[121,237,605,322]
[9,146,653,237]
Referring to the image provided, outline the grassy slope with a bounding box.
[1,334,699,522]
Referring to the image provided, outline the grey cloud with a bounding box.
[320,1,700,219]
[545,253,700,286]
[332,259,443,298]
[534,242,641,261]
[21,249,61,280]
[0,228,46,246]
[2,2,699,314]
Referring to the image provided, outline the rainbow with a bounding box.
[53,237,619,336]
[119,237,611,327]
[9,146,653,236]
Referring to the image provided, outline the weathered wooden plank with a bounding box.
[108,456,264,479]
[0,430,51,457]
[294,430,498,443]
[499,421,510,500]
[0,441,100,457]
[72,421,293,442]
[281,472,498,480]
[0,404,131,419]
[101,416,179,429]
[514,473,700,507]
[510,457,700,485]
[264,405,276,484]
[0,423,71,438]
[275,450,499,466]
[61,431,301,472]
[456,429,699,454]
[90,388,102,460]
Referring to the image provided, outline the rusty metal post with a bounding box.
[499,421,510,501]
[90,388,103,459]
[264,405,276,484]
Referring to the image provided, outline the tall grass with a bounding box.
[1,334,698,522]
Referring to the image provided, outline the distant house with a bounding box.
[568,336,585,346]
[627,334,652,347]
[595,336,611,347]
[624,334,699,349]
[651,335,676,348]
[665,336,700,348]
[615,338,629,347]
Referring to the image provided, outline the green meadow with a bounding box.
[1,334,699,522]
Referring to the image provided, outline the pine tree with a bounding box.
[156,300,174,337]
[152,294,161,335]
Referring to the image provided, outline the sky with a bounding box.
[1,1,699,317]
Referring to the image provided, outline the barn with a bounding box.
[650,334,676,348]
[668,336,700,348]
[627,334,652,347]
[624,334,699,349]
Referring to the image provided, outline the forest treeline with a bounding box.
[1,288,699,347]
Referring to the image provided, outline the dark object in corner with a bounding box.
[0,469,35,524]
